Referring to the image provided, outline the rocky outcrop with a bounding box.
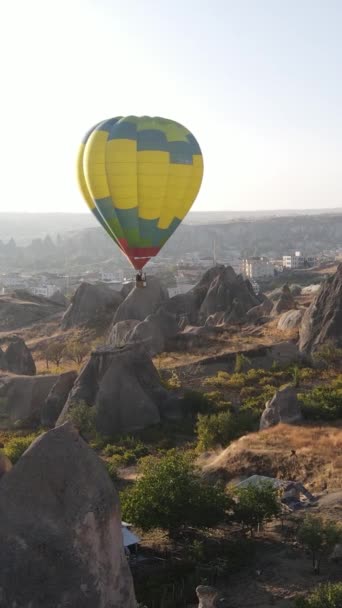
[57,344,174,436]
[41,370,78,427]
[62,282,123,330]
[168,325,215,351]
[113,276,169,324]
[0,422,136,607]
[49,289,68,307]
[271,284,297,316]
[161,291,199,325]
[120,281,135,299]
[260,385,302,430]
[0,348,7,370]
[198,266,259,323]
[0,337,36,375]
[196,585,229,607]
[0,291,64,331]
[127,309,179,356]
[0,452,12,480]
[0,374,59,429]
[108,319,140,347]
[299,264,342,354]
[174,341,300,376]
[205,312,226,327]
[246,297,273,324]
[162,266,259,327]
[277,309,304,331]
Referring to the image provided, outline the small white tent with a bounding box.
[121,522,140,548]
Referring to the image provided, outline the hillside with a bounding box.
[202,424,342,498]
[1,212,342,274]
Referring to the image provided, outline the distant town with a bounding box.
[1,246,341,302]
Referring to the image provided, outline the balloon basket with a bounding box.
[135,272,147,288]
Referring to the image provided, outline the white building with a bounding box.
[31,285,58,298]
[282,251,305,269]
[241,257,274,280]
[101,271,124,282]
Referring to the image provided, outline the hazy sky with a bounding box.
[1,0,341,213]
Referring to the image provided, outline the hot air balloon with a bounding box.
[77,116,204,283]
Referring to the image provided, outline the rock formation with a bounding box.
[0,337,36,375]
[108,266,263,356]
[198,266,259,323]
[277,309,304,331]
[0,452,12,480]
[271,284,297,316]
[0,290,64,331]
[196,585,229,607]
[62,282,123,330]
[123,309,179,356]
[108,319,140,348]
[57,344,174,436]
[0,349,7,371]
[48,289,68,307]
[246,297,273,324]
[0,422,136,607]
[112,276,169,324]
[41,370,78,427]
[260,385,302,430]
[0,373,59,429]
[120,281,135,299]
[299,264,342,354]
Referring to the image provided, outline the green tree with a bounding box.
[65,339,90,365]
[120,451,230,536]
[297,515,342,574]
[44,341,66,368]
[232,482,281,535]
[295,583,342,607]
[66,401,97,437]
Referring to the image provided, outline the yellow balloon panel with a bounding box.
[77,115,204,270]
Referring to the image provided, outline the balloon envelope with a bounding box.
[77,116,203,269]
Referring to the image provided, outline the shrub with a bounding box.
[227,373,247,390]
[246,368,268,382]
[258,375,277,387]
[181,390,214,417]
[239,386,259,400]
[203,391,231,412]
[299,387,342,420]
[4,434,37,464]
[295,583,342,607]
[103,437,149,458]
[196,409,258,451]
[105,456,120,482]
[313,341,342,368]
[162,370,181,390]
[235,353,251,373]
[298,367,317,381]
[232,482,281,534]
[297,515,342,574]
[242,385,276,414]
[331,374,342,389]
[66,401,97,436]
[120,451,230,536]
